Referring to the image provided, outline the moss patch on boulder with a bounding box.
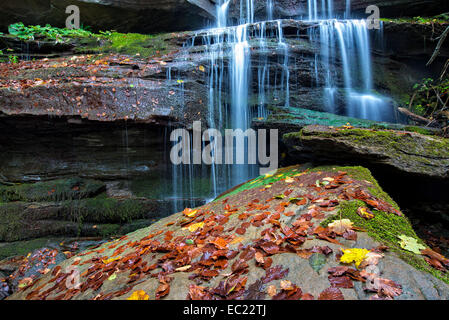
[0,177,105,202]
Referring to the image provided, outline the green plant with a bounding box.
[8,22,95,43]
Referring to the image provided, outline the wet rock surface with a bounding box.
[7,165,449,300]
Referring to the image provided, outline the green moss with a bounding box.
[0,178,104,202]
[297,127,449,159]
[64,197,146,224]
[0,238,55,260]
[81,32,174,58]
[0,203,22,242]
[215,165,311,200]
[403,126,436,136]
[322,200,449,284]
[380,16,449,24]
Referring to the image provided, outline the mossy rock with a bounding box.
[63,197,147,224]
[0,196,153,241]
[283,125,449,179]
[0,177,105,203]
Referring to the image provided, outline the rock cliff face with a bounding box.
[0,0,211,34]
[1,0,448,34]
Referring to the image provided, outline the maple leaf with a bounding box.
[328,219,353,234]
[127,290,149,300]
[340,248,370,268]
[398,235,426,254]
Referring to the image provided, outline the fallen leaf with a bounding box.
[328,219,353,234]
[127,290,149,300]
[340,248,370,268]
[398,235,426,254]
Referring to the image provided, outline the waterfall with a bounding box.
[308,0,335,20]
[267,0,274,21]
[317,19,390,121]
[217,0,230,28]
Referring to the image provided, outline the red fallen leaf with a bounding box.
[238,213,249,220]
[211,237,229,249]
[328,266,350,276]
[328,275,354,288]
[201,269,220,278]
[318,287,345,300]
[376,278,403,298]
[262,257,273,270]
[231,259,249,273]
[421,248,449,266]
[164,230,174,242]
[271,212,281,220]
[261,265,289,284]
[216,215,229,225]
[188,284,212,300]
[214,259,228,269]
[318,199,339,207]
[284,211,295,217]
[240,247,256,261]
[302,293,314,300]
[259,242,280,255]
[236,228,246,235]
[424,257,445,271]
[51,266,62,277]
[297,249,313,259]
[343,230,357,241]
[241,222,251,228]
[155,283,170,300]
[252,221,263,227]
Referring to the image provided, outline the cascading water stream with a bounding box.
[167,0,396,211]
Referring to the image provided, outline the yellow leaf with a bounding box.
[184,222,205,232]
[102,256,121,264]
[285,177,294,183]
[182,208,198,217]
[199,65,205,72]
[175,265,192,272]
[127,290,150,300]
[340,248,370,268]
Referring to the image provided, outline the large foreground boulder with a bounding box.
[8,165,449,300]
[283,125,449,179]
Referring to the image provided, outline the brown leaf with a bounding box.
[155,283,170,300]
[318,287,345,300]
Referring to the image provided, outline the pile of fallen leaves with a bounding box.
[13,168,448,300]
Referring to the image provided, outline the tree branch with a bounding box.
[427,25,449,66]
